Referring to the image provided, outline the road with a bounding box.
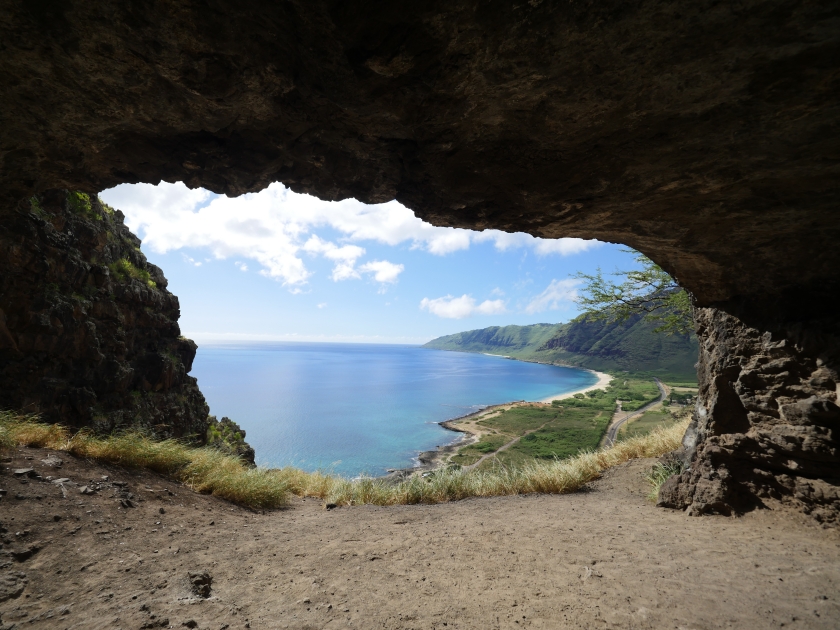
[603,378,668,447]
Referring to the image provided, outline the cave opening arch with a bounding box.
[1,0,838,521]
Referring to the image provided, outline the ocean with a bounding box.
[191,342,597,477]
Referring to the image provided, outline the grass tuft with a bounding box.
[0,411,287,509]
[0,410,688,510]
[644,459,684,502]
[108,258,157,289]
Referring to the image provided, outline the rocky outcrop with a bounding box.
[658,308,840,524]
[0,2,838,517]
[0,190,209,439]
[206,416,256,466]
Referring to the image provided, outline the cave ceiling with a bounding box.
[2,0,839,317]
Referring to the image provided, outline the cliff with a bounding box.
[424,315,699,380]
[0,190,209,440]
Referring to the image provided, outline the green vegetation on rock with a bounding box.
[109,257,157,288]
[66,191,99,220]
[424,314,698,380]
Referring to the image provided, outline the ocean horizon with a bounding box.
[191,341,597,476]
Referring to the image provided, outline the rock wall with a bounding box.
[0,190,209,439]
[659,308,840,523]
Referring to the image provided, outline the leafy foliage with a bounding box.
[575,250,693,335]
[66,191,99,220]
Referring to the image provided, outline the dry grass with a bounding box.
[0,411,288,509]
[287,417,691,506]
[1,410,689,509]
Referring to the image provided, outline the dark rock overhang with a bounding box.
[2,0,839,321]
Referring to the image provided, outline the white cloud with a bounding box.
[100,181,600,291]
[182,254,202,267]
[303,235,366,281]
[359,260,404,284]
[525,279,580,314]
[420,294,507,319]
[317,303,327,309]
[235,261,248,272]
[475,230,598,256]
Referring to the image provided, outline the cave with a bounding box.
[1,1,838,522]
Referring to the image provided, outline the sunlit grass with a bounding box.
[1,410,688,509]
[0,411,288,509]
[285,417,691,507]
[644,459,684,502]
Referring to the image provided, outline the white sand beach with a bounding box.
[538,369,613,403]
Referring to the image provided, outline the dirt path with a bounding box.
[602,378,668,447]
[2,445,839,630]
[462,422,548,471]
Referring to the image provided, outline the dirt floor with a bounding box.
[1,446,839,630]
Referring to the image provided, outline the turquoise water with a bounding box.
[191,342,597,476]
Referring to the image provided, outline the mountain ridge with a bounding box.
[423,315,698,380]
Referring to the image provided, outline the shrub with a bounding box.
[67,191,98,219]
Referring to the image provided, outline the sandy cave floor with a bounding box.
[1,446,839,630]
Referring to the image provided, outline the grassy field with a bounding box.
[448,377,662,469]
[619,407,684,439]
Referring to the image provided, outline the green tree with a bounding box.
[575,250,693,335]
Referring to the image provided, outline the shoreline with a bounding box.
[387,367,614,479]
[536,369,613,403]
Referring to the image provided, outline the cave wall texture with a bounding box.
[0,190,209,438]
[1,0,838,518]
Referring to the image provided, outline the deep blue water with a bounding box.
[191,343,597,476]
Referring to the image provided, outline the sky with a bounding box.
[99,182,640,344]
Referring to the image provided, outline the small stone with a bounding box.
[187,570,212,598]
[52,515,61,522]
[120,498,135,508]
[182,621,198,629]
[79,486,95,495]
[159,507,166,514]
[13,468,34,477]
[302,598,311,604]
[208,520,214,526]
[52,478,70,484]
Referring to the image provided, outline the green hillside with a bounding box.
[423,314,698,380]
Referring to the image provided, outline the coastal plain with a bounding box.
[2,446,838,630]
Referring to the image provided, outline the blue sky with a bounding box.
[99,182,640,344]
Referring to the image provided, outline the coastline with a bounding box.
[536,369,613,403]
[388,367,614,479]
